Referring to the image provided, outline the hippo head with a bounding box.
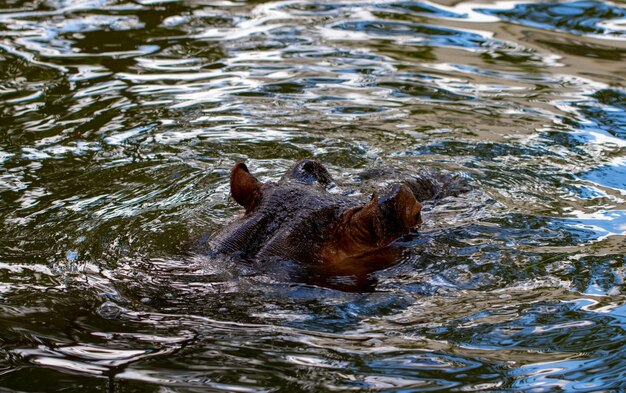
[209,160,423,285]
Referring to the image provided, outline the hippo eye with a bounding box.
[283,159,333,187]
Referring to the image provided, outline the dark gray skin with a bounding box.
[208,160,470,290]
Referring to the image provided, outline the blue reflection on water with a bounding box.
[513,351,626,392]
[477,1,626,36]
[376,1,468,19]
[331,21,502,50]
[582,164,626,191]
[561,210,626,240]
[582,89,626,139]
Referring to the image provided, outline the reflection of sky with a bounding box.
[510,297,626,391]
[330,20,505,51]
[541,210,626,243]
[603,303,626,320]
[568,88,626,143]
[579,104,626,139]
[513,355,622,392]
[582,163,626,192]
[561,210,626,240]
[476,0,626,37]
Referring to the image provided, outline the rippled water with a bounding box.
[0,0,625,391]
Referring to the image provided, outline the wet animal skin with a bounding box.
[208,160,469,290]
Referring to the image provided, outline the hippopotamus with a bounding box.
[208,160,470,290]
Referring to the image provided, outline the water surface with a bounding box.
[0,0,625,391]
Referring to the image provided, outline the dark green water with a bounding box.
[0,0,625,391]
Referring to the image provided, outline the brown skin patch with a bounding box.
[318,245,404,278]
[380,184,423,237]
[319,185,422,276]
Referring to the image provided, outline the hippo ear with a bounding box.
[230,163,262,211]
